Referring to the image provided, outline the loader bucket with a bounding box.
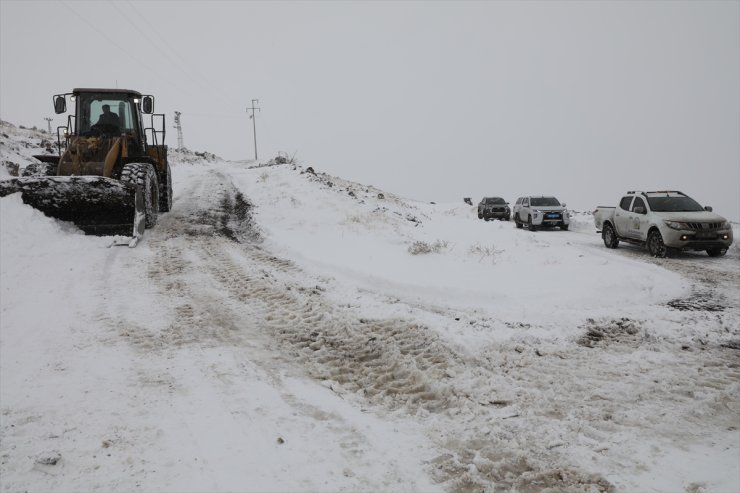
[0,176,144,237]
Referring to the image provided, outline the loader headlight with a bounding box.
[664,221,689,230]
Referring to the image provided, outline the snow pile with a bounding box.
[0,120,57,176]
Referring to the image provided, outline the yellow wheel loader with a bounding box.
[0,88,172,246]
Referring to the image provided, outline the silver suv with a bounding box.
[513,196,570,231]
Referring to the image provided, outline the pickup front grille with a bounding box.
[686,222,723,230]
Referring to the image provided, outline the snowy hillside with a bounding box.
[1,122,739,493]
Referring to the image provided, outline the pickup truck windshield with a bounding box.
[531,197,560,206]
[486,198,505,204]
[647,196,703,212]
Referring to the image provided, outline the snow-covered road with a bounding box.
[2,139,739,492]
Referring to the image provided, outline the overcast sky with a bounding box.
[1,0,738,219]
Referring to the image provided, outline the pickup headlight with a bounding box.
[664,220,689,230]
[720,221,730,229]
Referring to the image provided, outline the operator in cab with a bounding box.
[94,104,121,134]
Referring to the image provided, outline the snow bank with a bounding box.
[229,163,690,346]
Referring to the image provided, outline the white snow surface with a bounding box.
[2,122,739,492]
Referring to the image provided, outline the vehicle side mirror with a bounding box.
[704,206,713,212]
[142,96,154,114]
[633,206,645,214]
[54,95,66,114]
[561,203,566,208]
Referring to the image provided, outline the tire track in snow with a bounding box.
[135,168,619,492]
[89,167,739,492]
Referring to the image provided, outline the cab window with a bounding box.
[619,196,633,211]
[631,197,646,213]
[77,93,136,134]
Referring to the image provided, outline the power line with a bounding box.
[109,1,213,97]
[121,0,236,109]
[59,0,183,91]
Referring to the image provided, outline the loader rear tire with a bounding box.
[121,163,158,228]
[159,163,173,212]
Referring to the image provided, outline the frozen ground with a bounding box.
[1,122,739,492]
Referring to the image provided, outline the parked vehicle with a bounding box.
[512,196,570,231]
[593,191,733,257]
[477,197,510,221]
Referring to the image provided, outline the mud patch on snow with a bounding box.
[430,442,614,493]
[215,190,257,242]
[719,339,740,350]
[577,318,644,348]
[667,291,727,312]
[184,176,260,243]
[279,317,457,413]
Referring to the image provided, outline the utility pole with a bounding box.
[44,117,53,134]
[247,99,260,161]
[173,111,184,150]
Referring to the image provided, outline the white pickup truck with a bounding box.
[593,191,733,257]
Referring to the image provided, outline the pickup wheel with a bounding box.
[527,215,536,231]
[515,214,523,228]
[602,223,619,249]
[560,224,569,231]
[706,247,727,257]
[647,229,667,258]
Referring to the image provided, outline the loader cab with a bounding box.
[74,90,143,139]
[52,88,164,163]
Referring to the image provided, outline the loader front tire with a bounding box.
[121,163,159,228]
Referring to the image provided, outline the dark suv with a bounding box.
[477,197,510,221]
